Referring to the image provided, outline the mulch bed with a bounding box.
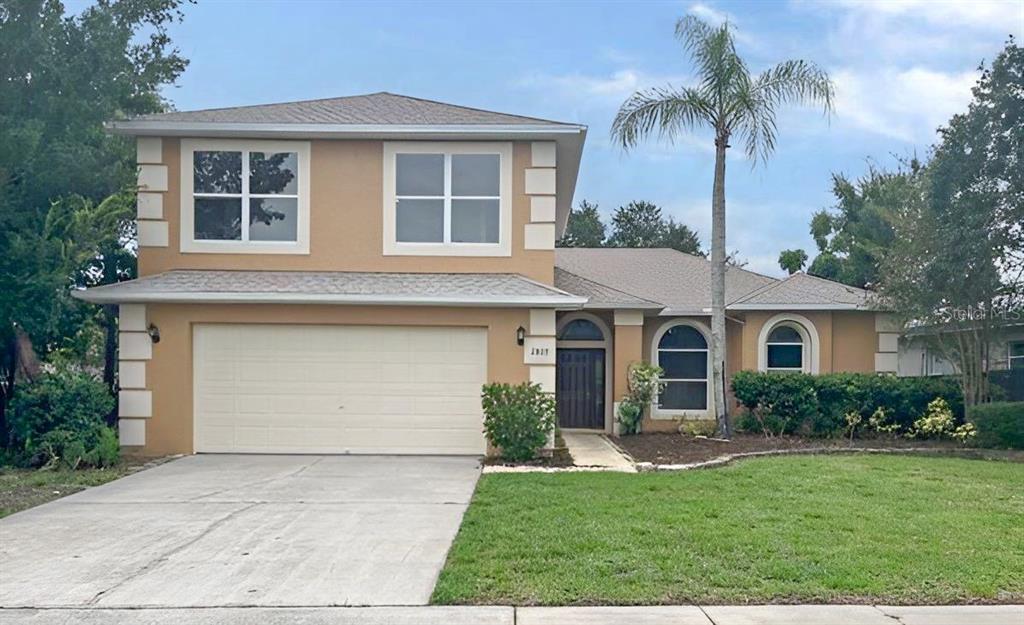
[616,433,1022,465]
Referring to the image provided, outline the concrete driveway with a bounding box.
[0,455,480,608]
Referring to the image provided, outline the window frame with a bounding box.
[757,313,820,375]
[765,324,806,373]
[1009,340,1024,370]
[180,139,311,254]
[382,141,513,257]
[651,320,712,418]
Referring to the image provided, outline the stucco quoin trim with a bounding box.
[756,313,821,374]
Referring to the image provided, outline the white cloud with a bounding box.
[517,69,689,104]
[832,66,978,143]
[688,2,730,26]
[830,0,1023,31]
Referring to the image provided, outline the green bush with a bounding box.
[731,371,963,438]
[481,382,555,461]
[8,367,119,468]
[617,362,664,434]
[969,402,1024,449]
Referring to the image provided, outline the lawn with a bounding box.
[0,463,143,518]
[432,455,1024,605]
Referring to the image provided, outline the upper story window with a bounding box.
[383,142,512,257]
[180,139,310,254]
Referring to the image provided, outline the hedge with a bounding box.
[731,371,963,437]
[969,402,1024,449]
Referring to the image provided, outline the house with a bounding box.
[73,92,896,456]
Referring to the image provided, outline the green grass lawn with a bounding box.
[432,455,1024,605]
[0,464,140,518]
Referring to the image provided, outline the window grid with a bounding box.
[1009,341,1024,369]
[193,150,300,243]
[395,153,501,245]
[765,322,805,372]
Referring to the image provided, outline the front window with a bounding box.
[384,142,511,256]
[181,140,310,254]
[1010,341,1024,370]
[558,319,604,341]
[766,324,805,372]
[656,324,708,411]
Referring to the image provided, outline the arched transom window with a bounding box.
[558,318,605,341]
[656,324,708,411]
[766,323,805,372]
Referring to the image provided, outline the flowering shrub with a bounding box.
[909,398,977,444]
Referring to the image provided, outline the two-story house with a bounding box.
[74,93,895,456]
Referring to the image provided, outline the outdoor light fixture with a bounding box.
[147,324,160,344]
[516,326,526,346]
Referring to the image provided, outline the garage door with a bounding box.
[193,324,487,454]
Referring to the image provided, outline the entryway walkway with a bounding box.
[562,432,635,471]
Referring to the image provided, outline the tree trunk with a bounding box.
[103,305,119,427]
[711,135,731,439]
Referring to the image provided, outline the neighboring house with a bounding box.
[898,322,1024,377]
[73,92,895,456]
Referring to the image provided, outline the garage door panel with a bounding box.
[193,324,487,454]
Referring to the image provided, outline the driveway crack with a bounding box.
[85,502,258,606]
[187,457,324,501]
[872,605,904,623]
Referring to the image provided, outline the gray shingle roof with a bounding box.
[554,268,663,309]
[131,92,576,126]
[729,272,875,309]
[555,248,778,315]
[72,270,585,308]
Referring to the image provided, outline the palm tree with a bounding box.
[612,16,833,438]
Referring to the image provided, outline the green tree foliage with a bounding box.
[777,249,808,274]
[877,38,1024,407]
[606,201,703,255]
[806,167,912,287]
[0,0,188,437]
[557,200,606,247]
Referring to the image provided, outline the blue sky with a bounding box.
[95,0,1024,275]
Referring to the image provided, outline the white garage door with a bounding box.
[193,324,487,455]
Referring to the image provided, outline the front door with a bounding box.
[556,348,605,429]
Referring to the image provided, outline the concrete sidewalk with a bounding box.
[1,605,1019,624]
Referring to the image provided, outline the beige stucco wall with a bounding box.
[739,310,876,373]
[138,303,530,456]
[140,139,554,284]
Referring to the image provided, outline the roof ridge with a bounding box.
[790,271,873,294]
[372,91,580,126]
[555,267,665,307]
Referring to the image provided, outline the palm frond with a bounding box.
[611,86,714,150]
[676,15,749,118]
[755,59,835,112]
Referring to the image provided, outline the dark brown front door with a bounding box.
[556,348,605,429]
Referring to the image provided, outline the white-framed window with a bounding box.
[383,142,512,257]
[180,139,310,254]
[653,322,710,413]
[757,313,820,374]
[1009,341,1024,370]
[765,324,805,373]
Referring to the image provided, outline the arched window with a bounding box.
[766,323,805,372]
[656,324,708,410]
[558,318,605,341]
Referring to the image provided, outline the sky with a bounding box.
[82,0,1024,275]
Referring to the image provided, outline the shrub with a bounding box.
[731,371,964,438]
[969,402,1024,449]
[616,362,664,434]
[8,366,119,468]
[481,382,555,461]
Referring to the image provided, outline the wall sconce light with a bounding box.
[516,326,526,346]
[147,324,160,344]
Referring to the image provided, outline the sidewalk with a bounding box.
[1,605,1019,624]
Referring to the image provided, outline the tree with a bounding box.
[607,200,665,247]
[0,0,188,439]
[612,15,833,438]
[778,249,808,274]
[558,200,606,247]
[661,218,703,256]
[805,167,912,287]
[877,38,1023,408]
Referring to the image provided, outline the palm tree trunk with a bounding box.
[711,135,731,439]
